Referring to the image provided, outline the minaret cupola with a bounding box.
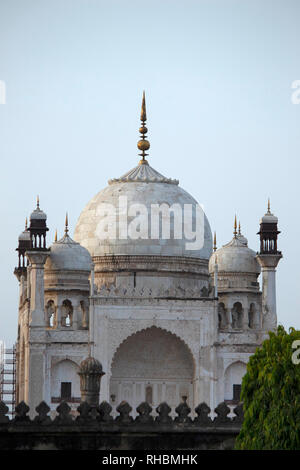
[256,200,282,330]
[29,196,49,250]
[257,199,281,254]
[15,218,31,275]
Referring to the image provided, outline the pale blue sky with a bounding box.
[0,0,299,345]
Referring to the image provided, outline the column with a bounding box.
[26,251,49,327]
[256,254,282,330]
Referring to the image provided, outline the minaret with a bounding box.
[256,199,282,329]
[26,196,50,327]
[23,197,50,413]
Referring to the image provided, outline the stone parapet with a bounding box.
[0,399,243,450]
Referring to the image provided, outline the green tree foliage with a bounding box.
[235,326,300,450]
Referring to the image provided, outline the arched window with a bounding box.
[224,361,247,402]
[51,359,80,403]
[61,300,73,327]
[45,300,56,327]
[218,303,227,329]
[231,302,243,329]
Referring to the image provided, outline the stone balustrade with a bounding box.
[0,399,243,450]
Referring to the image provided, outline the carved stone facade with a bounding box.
[14,157,281,421]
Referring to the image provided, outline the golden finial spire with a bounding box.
[213,231,217,252]
[65,212,68,234]
[267,198,271,214]
[141,90,147,121]
[137,91,150,165]
[65,212,68,235]
[233,215,237,238]
[54,229,57,242]
[25,217,28,230]
[238,221,241,235]
[37,195,40,209]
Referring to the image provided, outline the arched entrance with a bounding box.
[110,327,194,415]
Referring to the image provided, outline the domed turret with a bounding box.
[79,356,103,375]
[209,218,260,276]
[15,218,31,274]
[28,196,49,250]
[18,219,31,242]
[44,214,91,293]
[257,199,280,254]
[78,356,105,406]
[46,234,92,272]
[209,217,260,299]
[209,217,263,333]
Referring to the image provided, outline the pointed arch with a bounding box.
[109,325,196,376]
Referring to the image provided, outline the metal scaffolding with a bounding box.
[0,341,16,416]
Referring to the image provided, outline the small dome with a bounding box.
[209,236,260,275]
[30,207,47,221]
[79,356,104,375]
[260,212,278,224]
[45,233,92,272]
[18,229,30,241]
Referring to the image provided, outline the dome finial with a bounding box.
[65,212,69,235]
[25,217,28,230]
[213,231,217,252]
[267,197,271,214]
[137,91,150,165]
[54,229,57,242]
[37,195,40,209]
[233,215,237,238]
[238,221,241,235]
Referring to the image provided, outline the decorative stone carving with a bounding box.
[194,403,212,426]
[54,401,74,425]
[76,401,93,423]
[174,398,192,424]
[14,401,30,423]
[213,402,231,425]
[95,282,213,300]
[155,402,172,424]
[116,401,133,424]
[98,401,113,422]
[34,401,51,425]
[97,401,113,423]
[135,402,153,424]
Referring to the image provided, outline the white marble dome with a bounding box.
[45,233,92,272]
[30,206,47,221]
[74,162,212,259]
[18,229,30,242]
[209,235,260,274]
